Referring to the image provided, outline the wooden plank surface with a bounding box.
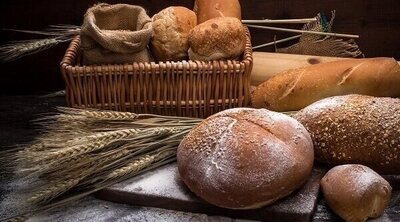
[0,95,400,221]
[96,163,325,222]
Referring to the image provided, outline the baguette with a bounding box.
[251,57,400,111]
[294,95,400,174]
[251,52,346,86]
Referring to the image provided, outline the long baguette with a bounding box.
[251,57,400,111]
[251,52,346,86]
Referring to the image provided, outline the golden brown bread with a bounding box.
[251,57,400,111]
[321,165,392,222]
[188,17,246,61]
[295,95,400,174]
[177,108,314,209]
[194,0,241,24]
[151,7,197,61]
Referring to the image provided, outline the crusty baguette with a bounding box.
[295,95,400,174]
[251,52,347,86]
[251,57,400,111]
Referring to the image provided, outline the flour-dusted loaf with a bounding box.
[321,165,392,222]
[295,95,400,174]
[177,108,314,209]
[194,0,241,24]
[151,7,197,61]
[251,58,400,111]
[188,17,246,61]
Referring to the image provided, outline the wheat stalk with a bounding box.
[0,108,202,221]
[1,25,80,62]
[105,149,176,181]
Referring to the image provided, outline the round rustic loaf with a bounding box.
[151,7,197,61]
[177,108,314,209]
[188,17,246,61]
[321,164,392,222]
[295,94,400,174]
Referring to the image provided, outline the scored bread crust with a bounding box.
[188,17,246,61]
[151,7,197,61]
[251,57,400,111]
[177,108,314,209]
[295,94,400,174]
[321,164,392,222]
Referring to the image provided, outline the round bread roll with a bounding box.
[151,7,197,61]
[295,95,400,174]
[188,17,246,61]
[321,164,392,222]
[177,108,314,209]
[194,0,241,24]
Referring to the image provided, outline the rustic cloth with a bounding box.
[80,3,153,64]
[277,11,362,58]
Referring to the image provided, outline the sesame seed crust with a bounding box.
[295,94,400,174]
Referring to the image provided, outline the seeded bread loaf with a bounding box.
[295,95,400,174]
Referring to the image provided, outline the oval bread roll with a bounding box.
[151,7,197,61]
[252,57,400,111]
[321,165,392,222]
[295,95,400,174]
[188,17,246,61]
[177,108,314,209]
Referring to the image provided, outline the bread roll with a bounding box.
[177,108,314,209]
[151,7,197,61]
[194,0,241,24]
[295,95,400,174]
[251,57,400,111]
[321,165,392,222]
[188,17,246,61]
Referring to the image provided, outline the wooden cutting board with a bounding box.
[96,163,325,222]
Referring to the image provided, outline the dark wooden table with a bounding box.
[0,94,399,222]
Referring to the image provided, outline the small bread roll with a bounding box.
[188,17,246,61]
[321,165,392,222]
[177,108,314,209]
[194,0,241,24]
[151,7,197,61]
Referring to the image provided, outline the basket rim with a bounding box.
[60,26,253,70]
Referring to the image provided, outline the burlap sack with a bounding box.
[80,3,153,64]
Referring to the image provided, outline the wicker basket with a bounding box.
[60,28,253,118]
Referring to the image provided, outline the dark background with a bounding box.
[0,0,399,95]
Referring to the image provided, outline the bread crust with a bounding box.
[188,17,246,61]
[295,95,400,174]
[177,108,314,209]
[251,58,400,111]
[151,7,197,61]
[321,164,392,222]
[195,0,241,24]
